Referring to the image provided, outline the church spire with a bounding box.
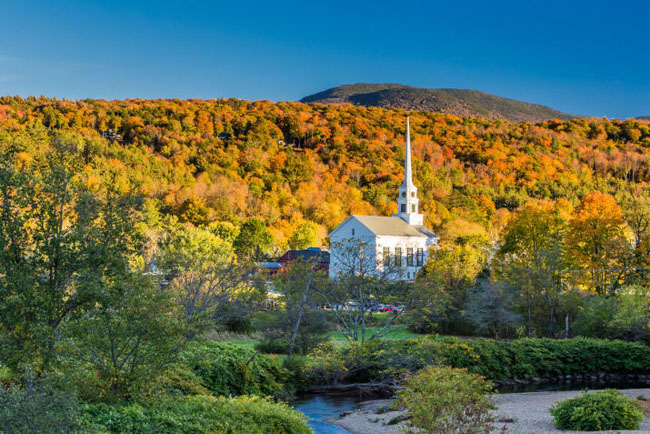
[394,116,423,226]
[403,116,413,187]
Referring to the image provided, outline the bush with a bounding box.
[396,366,498,433]
[303,336,650,386]
[551,390,643,431]
[256,310,332,355]
[223,315,255,334]
[81,394,311,433]
[0,383,81,434]
[256,337,291,355]
[304,340,443,386]
[281,355,310,392]
[178,341,287,397]
[424,336,650,381]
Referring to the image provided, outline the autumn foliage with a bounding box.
[0,96,648,256]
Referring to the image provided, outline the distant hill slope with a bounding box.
[301,83,579,122]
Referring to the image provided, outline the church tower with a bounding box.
[394,117,424,225]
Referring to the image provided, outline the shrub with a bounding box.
[256,310,332,355]
[281,355,310,392]
[303,340,442,385]
[156,364,212,398]
[303,336,650,386]
[551,390,643,431]
[179,341,287,397]
[396,366,498,433]
[81,394,311,433]
[256,337,291,355]
[0,383,81,434]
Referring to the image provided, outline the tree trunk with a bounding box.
[564,313,569,339]
[288,267,314,356]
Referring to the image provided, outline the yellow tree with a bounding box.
[565,191,631,295]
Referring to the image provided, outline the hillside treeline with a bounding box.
[0,96,648,253]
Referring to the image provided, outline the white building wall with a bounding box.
[328,218,377,279]
[375,235,434,280]
[329,217,437,281]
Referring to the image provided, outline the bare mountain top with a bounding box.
[301,83,579,122]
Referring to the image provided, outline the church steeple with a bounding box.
[394,117,423,225]
[403,116,414,187]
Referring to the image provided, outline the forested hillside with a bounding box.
[0,95,648,254]
[301,83,579,121]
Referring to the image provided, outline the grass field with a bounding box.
[223,323,422,352]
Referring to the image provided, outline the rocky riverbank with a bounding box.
[327,388,650,434]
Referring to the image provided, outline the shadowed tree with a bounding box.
[319,239,405,344]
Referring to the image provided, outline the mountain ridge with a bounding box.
[301,83,580,122]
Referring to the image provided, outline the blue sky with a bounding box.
[1,0,648,118]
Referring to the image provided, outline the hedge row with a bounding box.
[433,336,650,380]
[304,336,650,385]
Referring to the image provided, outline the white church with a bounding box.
[328,118,438,281]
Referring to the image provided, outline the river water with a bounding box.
[291,395,358,434]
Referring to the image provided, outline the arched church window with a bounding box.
[351,228,355,236]
[411,204,416,212]
[401,192,406,197]
[411,192,415,197]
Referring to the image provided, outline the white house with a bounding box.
[328,117,438,281]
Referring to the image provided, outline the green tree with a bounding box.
[233,218,273,260]
[287,221,320,249]
[159,226,263,335]
[410,244,483,333]
[464,279,521,338]
[266,261,330,355]
[608,285,650,343]
[0,138,141,372]
[179,197,210,226]
[498,201,567,337]
[65,273,185,401]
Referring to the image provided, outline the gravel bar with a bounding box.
[328,388,650,433]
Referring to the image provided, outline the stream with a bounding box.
[291,395,359,434]
[291,380,647,434]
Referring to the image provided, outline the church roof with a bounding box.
[350,215,436,238]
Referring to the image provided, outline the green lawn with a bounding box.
[220,323,422,352]
[329,325,420,343]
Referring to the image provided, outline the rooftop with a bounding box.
[351,215,437,238]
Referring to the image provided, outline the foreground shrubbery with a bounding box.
[0,383,81,434]
[303,336,650,385]
[550,390,643,431]
[81,395,311,434]
[397,366,499,434]
[0,342,305,434]
[168,341,288,398]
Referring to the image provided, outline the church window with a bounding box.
[395,247,402,267]
[400,204,406,213]
[401,192,406,197]
[411,192,415,197]
[406,248,414,266]
[416,248,424,266]
[351,228,355,236]
[383,247,390,266]
[411,204,416,213]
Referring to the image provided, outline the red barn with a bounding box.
[277,247,330,273]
